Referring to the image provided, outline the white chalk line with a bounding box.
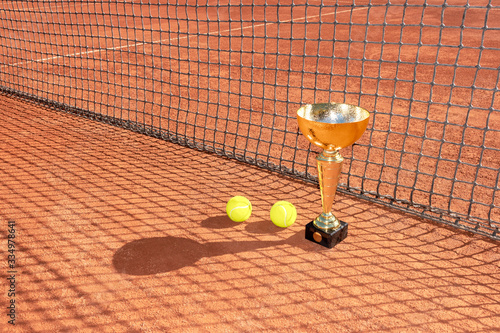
[2,7,367,69]
[0,0,128,13]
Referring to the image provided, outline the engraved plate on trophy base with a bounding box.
[305,221,348,248]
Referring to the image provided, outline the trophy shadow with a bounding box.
[113,216,304,276]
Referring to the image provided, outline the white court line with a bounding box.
[2,3,77,12]
[2,7,367,68]
[1,0,128,12]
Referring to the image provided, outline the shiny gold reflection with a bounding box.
[297,103,370,231]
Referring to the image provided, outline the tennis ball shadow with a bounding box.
[200,215,235,229]
[201,215,282,234]
[113,230,305,276]
[244,219,283,234]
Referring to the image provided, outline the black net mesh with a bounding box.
[0,0,498,239]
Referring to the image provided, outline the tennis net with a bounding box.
[0,0,498,239]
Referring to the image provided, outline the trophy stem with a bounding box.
[314,150,344,231]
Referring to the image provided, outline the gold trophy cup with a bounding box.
[297,103,370,248]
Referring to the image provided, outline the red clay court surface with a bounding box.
[1,94,499,332]
[1,0,498,230]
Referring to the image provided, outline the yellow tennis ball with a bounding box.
[270,201,297,228]
[226,196,252,222]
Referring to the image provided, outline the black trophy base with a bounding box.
[305,220,348,248]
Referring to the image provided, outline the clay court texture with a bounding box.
[0,0,499,331]
[1,92,499,332]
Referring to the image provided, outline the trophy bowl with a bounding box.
[297,103,370,248]
[297,103,370,151]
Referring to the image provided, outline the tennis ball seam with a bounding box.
[279,205,288,227]
[229,204,250,221]
[226,196,252,222]
[270,201,296,228]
